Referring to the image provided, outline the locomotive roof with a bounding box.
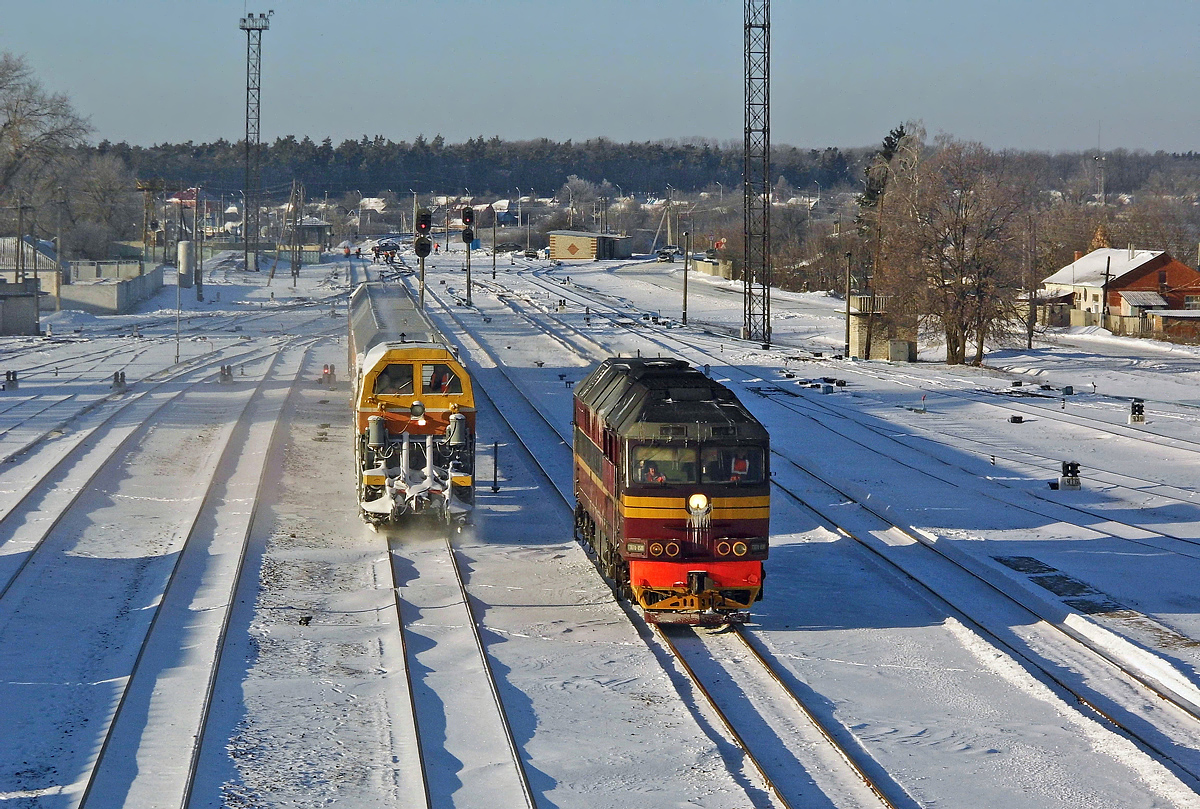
[576,357,767,440]
[349,282,441,355]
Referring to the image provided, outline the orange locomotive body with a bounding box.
[573,358,770,624]
[349,282,476,527]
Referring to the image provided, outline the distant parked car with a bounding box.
[524,249,539,259]
[496,242,522,251]
[656,249,675,262]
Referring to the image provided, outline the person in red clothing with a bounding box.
[731,454,750,480]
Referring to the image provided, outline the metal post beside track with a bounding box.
[492,441,499,493]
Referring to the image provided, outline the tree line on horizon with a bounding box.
[7,51,1200,364]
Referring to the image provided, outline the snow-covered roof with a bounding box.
[1042,248,1162,288]
[1118,290,1168,308]
[1148,309,1200,319]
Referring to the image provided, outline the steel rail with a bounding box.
[179,339,321,809]
[729,627,902,809]
[482,265,1200,786]
[415,277,826,809]
[0,340,295,604]
[384,544,434,809]
[653,626,795,809]
[767,466,1200,787]
[75,339,308,808]
[441,531,539,809]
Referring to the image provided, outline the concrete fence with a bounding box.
[58,266,165,315]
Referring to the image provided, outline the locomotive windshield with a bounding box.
[422,363,463,394]
[701,446,765,484]
[373,364,415,395]
[630,443,765,485]
[632,445,696,484]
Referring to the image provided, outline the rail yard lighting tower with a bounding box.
[240,10,272,272]
[743,0,771,347]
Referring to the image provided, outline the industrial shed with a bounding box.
[548,231,632,261]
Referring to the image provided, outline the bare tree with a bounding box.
[0,53,90,199]
[889,139,1030,364]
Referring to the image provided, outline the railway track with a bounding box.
[445,263,1200,788]
[506,267,1200,570]
[0,337,316,808]
[416,276,902,809]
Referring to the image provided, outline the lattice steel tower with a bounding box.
[743,0,771,345]
[240,11,272,272]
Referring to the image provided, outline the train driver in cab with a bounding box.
[644,463,667,484]
[424,364,462,394]
[730,453,750,481]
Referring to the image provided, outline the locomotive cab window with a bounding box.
[631,444,697,484]
[373,364,414,396]
[701,446,765,484]
[422,363,462,394]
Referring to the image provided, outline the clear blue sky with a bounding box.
[3,0,1198,152]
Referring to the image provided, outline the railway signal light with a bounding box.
[416,208,432,235]
[1130,397,1145,424]
[414,236,432,258]
[462,226,474,244]
[461,206,474,226]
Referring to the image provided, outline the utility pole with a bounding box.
[240,10,272,272]
[491,207,497,280]
[288,180,304,287]
[844,251,852,358]
[1027,216,1037,350]
[743,0,771,347]
[55,187,64,312]
[682,231,691,324]
[195,186,204,301]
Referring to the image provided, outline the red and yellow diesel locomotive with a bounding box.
[573,358,769,624]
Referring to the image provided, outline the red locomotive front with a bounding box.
[573,358,769,624]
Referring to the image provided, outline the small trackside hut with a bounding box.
[573,357,770,624]
[348,282,476,528]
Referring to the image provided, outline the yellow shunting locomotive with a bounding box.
[348,282,475,527]
[573,358,770,624]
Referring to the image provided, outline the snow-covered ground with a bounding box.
[2,245,1200,808]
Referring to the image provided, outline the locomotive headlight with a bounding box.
[716,541,732,556]
[410,400,426,426]
[687,493,709,514]
[665,542,680,557]
[649,542,664,557]
[732,541,748,557]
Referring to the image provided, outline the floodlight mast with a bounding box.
[240,11,272,272]
[743,0,771,347]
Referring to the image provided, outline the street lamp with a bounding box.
[715,181,723,202]
[844,251,853,358]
